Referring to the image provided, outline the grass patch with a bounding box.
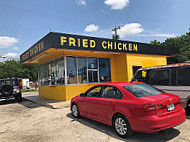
[21,89,37,93]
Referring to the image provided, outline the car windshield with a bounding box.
[123,84,163,97]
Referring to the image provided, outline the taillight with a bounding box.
[176,98,182,106]
[143,104,163,112]
[143,104,156,112]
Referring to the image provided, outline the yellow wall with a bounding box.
[126,53,167,81]
[111,53,128,81]
[39,83,97,101]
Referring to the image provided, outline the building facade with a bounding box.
[20,32,175,100]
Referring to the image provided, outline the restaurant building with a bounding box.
[20,32,175,100]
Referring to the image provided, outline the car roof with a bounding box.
[96,81,142,87]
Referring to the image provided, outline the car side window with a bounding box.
[102,86,122,99]
[86,86,102,97]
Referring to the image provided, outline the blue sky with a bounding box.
[0,0,190,60]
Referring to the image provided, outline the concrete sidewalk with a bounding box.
[22,91,70,109]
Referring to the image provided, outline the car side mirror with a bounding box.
[80,93,86,97]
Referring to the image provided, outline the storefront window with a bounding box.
[99,58,111,82]
[77,57,87,84]
[67,57,77,84]
[51,62,57,85]
[42,64,48,86]
[48,64,52,85]
[57,59,65,85]
[38,56,111,86]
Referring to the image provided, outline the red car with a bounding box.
[70,82,186,138]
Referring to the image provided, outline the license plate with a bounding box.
[167,104,175,111]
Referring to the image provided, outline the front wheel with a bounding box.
[113,114,133,138]
[71,104,80,118]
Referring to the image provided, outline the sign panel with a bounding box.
[20,32,175,63]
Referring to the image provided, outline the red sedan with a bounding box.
[70,82,186,138]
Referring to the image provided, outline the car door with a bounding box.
[91,86,123,123]
[80,86,102,118]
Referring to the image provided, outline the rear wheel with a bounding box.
[113,114,133,138]
[1,85,13,96]
[71,104,80,118]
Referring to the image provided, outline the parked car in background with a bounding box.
[71,82,186,138]
[0,78,22,102]
[131,63,190,109]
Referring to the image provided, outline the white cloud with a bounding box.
[104,0,129,10]
[2,53,18,58]
[84,24,99,32]
[13,46,19,50]
[0,36,18,48]
[138,33,176,38]
[117,23,144,38]
[76,0,86,6]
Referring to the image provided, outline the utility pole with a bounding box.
[112,26,120,40]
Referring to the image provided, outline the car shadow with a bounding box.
[0,98,18,105]
[67,113,180,142]
[186,107,190,119]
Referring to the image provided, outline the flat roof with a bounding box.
[20,32,176,63]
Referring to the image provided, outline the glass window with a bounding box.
[149,69,171,85]
[133,70,147,83]
[48,64,52,85]
[41,64,48,86]
[99,58,111,82]
[88,58,97,69]
[51,62,57,85]
[38,66,42,86]
[86,86,102,97]
[102,86,122,99]
[67,57,77,84]
[77,57,87,84]
[57,59,65,85]
[177,67,190,86]
[124,84,163,97]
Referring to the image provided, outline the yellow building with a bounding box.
[20,32,175,101]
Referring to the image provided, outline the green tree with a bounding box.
[0,60,38,81]
[150,39,161,45]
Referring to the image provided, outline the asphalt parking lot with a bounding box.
[0,99,190,142]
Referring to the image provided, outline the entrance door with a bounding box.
[88,70,98,83]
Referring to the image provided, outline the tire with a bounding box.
[1,85,13,96]
[113,114,133,138]
[15,93,22,102]
[71,103,80,118]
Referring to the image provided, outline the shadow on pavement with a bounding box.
[19,100,42,109]
[67,113,180,142]
[0,98,17,105]
[186,107,190,119]
[0,98,41,109]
